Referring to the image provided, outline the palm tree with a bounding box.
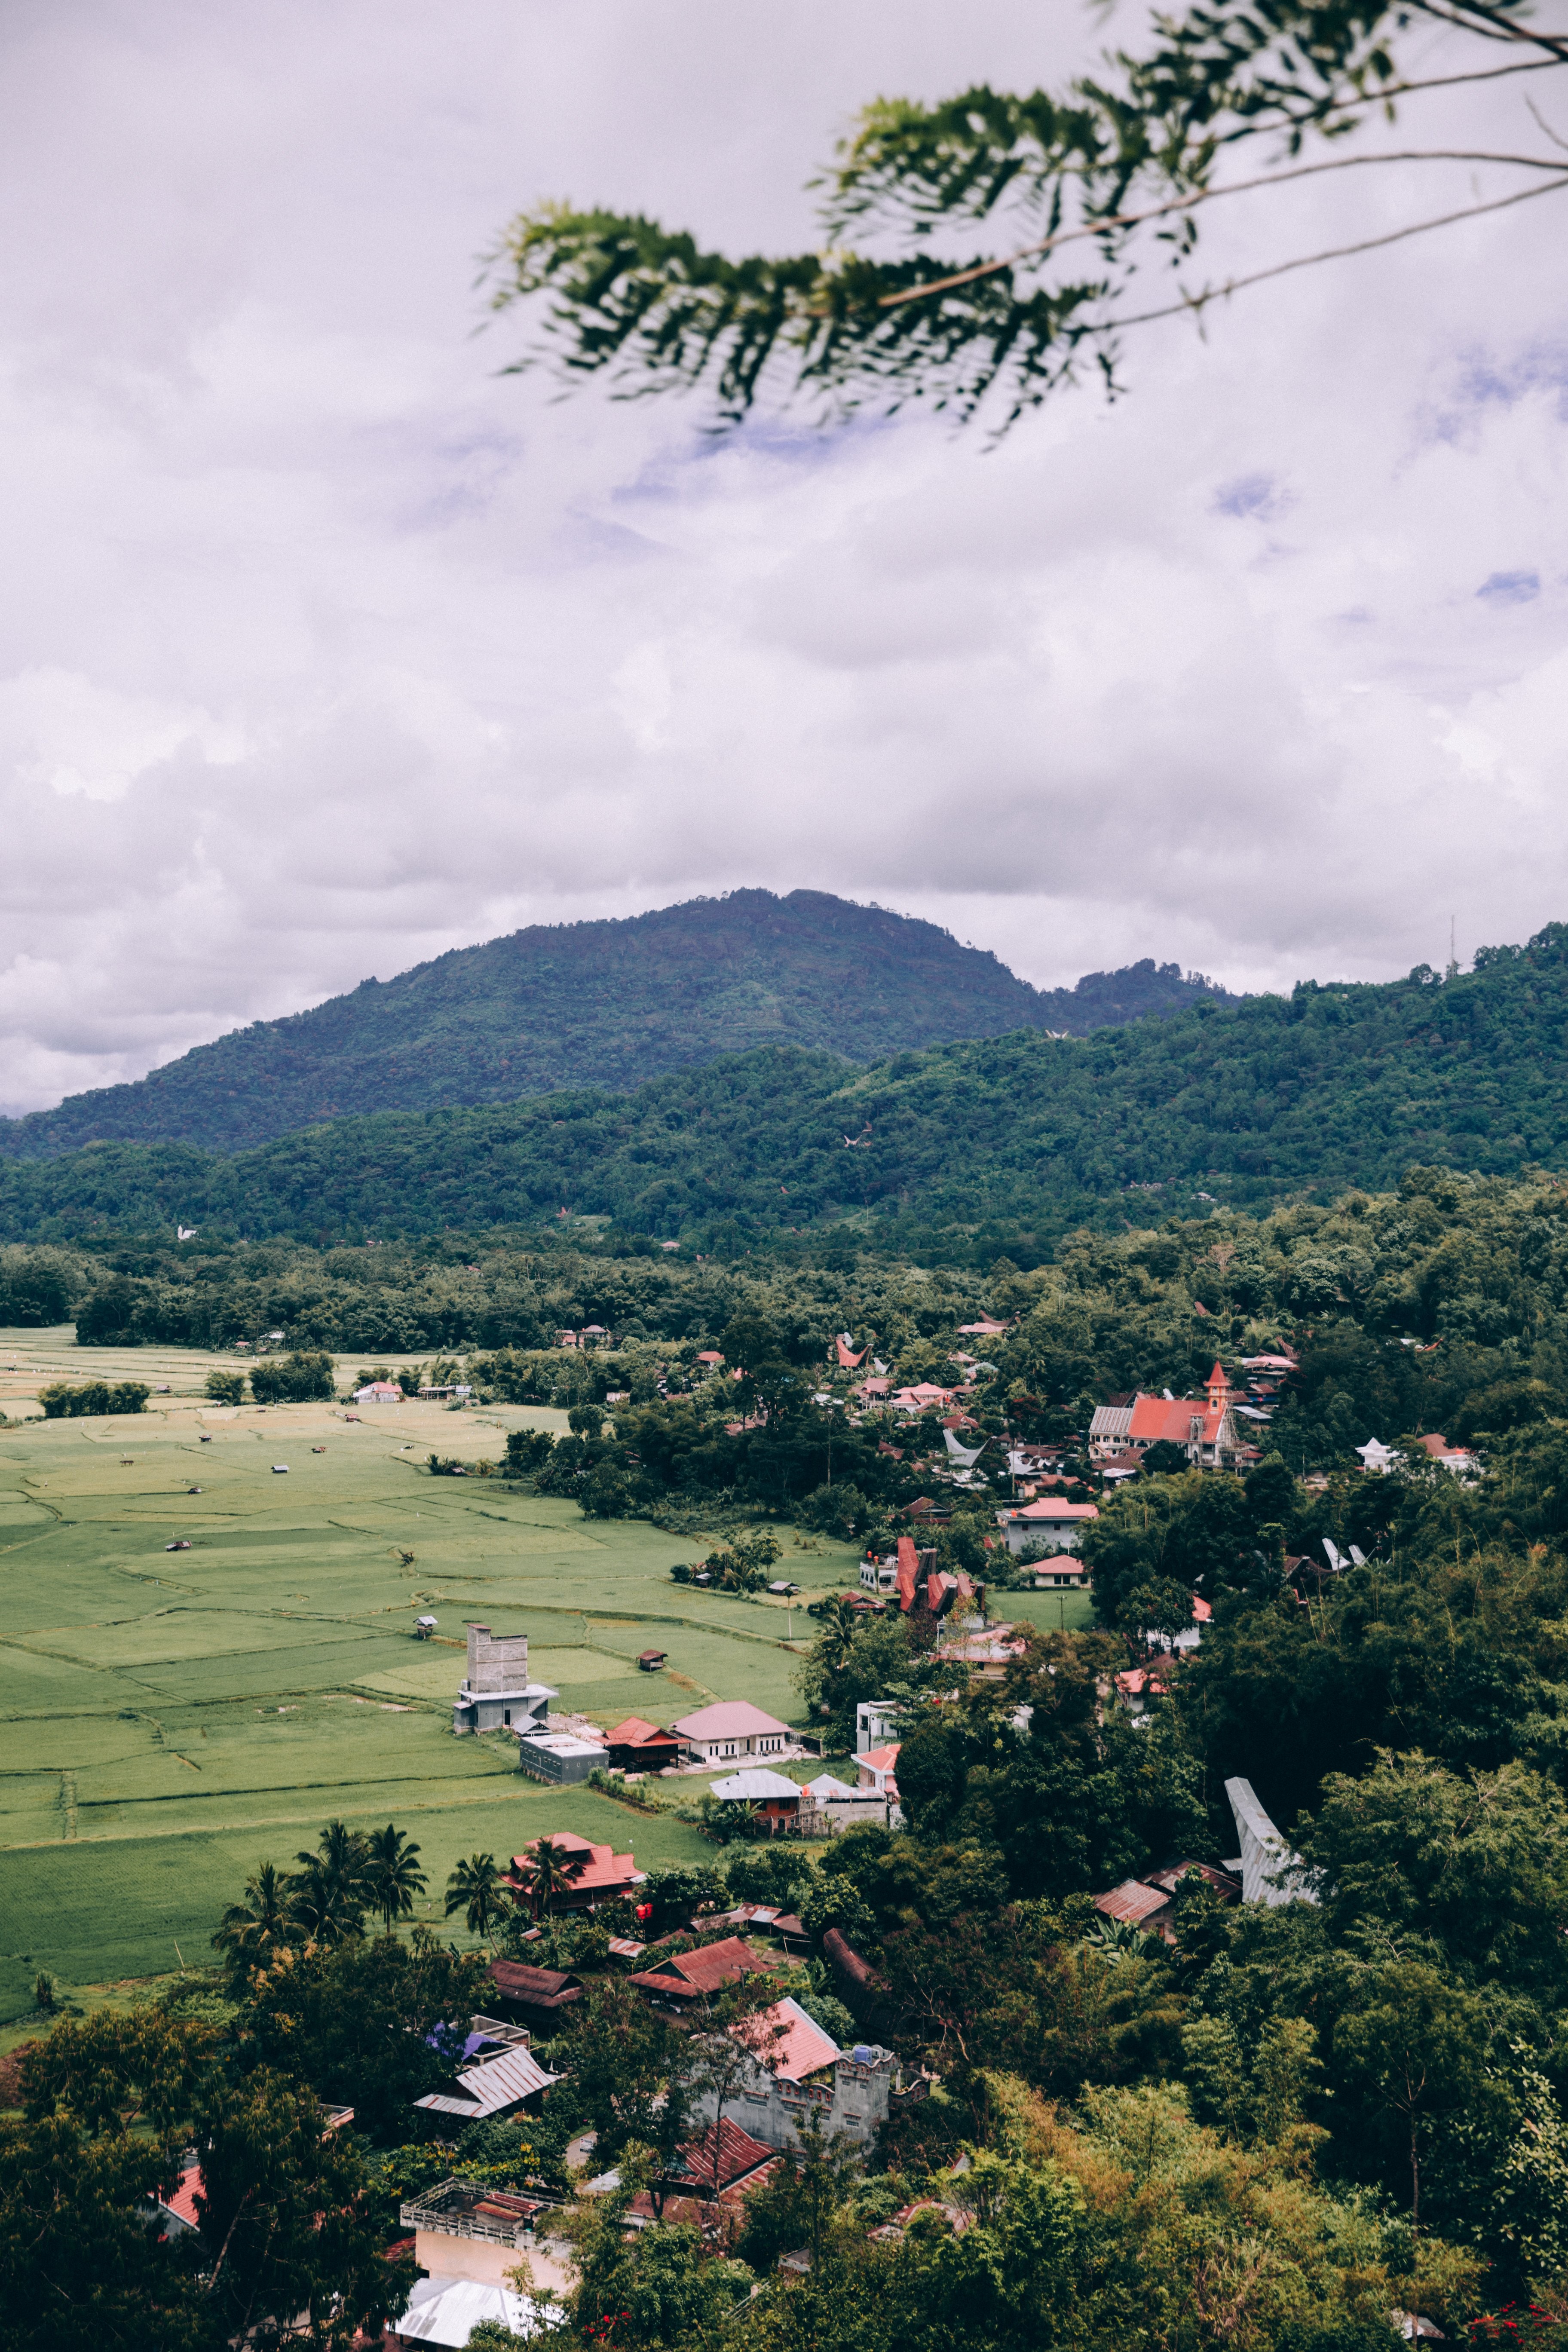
[444,1852,507,1947]
[815,1593,859,1674]
[213,1861,299,1972]
[364,1822,427,1937]
[288,1819,371,1946]
[513,1835,589,1922]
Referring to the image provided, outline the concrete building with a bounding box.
[992,1498,1098,1561]
[692,1996,900,2156]
[855,1699,899,1755]
[671,1700,793,1764]
[516,1730,605,1784]
[453,1622,557,1737]
[1225,1776,1318,1906]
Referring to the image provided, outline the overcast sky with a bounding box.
[2,1,1566,1115]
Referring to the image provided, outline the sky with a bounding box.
[2,0,1567,1117]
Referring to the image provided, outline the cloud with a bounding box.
[0,1,1566,1111]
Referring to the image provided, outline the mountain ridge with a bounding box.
[0,922,1563,1254]
[0,888,1237,1161]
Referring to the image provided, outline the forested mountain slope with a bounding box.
[0,925,1562,1250]
[0,889,1233,1160]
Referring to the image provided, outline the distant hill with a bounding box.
[0,890,1235,1161]
[0,925,1563,1254]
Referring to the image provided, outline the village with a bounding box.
[292,1324,1393,2348]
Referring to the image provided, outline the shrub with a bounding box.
[502,1428,555,1476]
[39,1380,149,1419]
[249,1351,335,1404]
[799,1481,875,1540]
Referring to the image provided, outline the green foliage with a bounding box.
[248,1349,334,1404]
[38,1378,149,1418]
[0,894,1227,1159]
[22,938,1568,1250]
[202,1367,246,1405]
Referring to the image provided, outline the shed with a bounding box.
[636,1649,668,1672]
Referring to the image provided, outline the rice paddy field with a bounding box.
[0,1330,867,2015]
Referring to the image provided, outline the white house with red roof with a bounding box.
[1088,1363,1243,1470]
[692,1994,901,2155]
[993,1497,1098,1566]
[672,1700,794,1765]
[857,1744,900,1801]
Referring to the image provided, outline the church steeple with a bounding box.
[1205,1360,1230,1412]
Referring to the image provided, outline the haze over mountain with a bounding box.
[0,891,1237,1161]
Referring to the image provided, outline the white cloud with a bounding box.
[0,0,1566,1112]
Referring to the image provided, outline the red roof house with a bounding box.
[505,1832,645,1912]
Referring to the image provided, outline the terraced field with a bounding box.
[0,1332,860,2010]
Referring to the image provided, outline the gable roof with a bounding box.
[413,2041,559,2120]
[710,1768,802,1801]
[628,1935,773,2000]
[487,1959,582,2007]
[1005,1498,1099,1523]
[601,1716,675,1746]
[861,1744,901,1773]
[753,1995,841,2083]
[672,1700,791,1740]
[508,1834,643,1897]
[1093,1879,1171,1927]
[665,2118,778,2195]
[1125,1393,1232,1446]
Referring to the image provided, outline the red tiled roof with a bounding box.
[508,1834,642,1899]
[1127,1395,1228,1445]
[1007,1498,1099,1522]
[601,1716,675,1747]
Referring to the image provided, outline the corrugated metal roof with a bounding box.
[1093,1879,1170,1926]
[413,2042,559,2120]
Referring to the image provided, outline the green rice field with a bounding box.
[0,1331,865,2009]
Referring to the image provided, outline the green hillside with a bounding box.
[0,925,1562,1251]
[0,889,1232,1160]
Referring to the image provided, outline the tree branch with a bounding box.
[876,147,1568,309]
[1109,170,1568,332]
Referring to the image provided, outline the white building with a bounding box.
[993,1498,1098,1562]
[671,1700,793,1764]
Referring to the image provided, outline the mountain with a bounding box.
[0,925,1562,1253]
[0,890,1235,1161]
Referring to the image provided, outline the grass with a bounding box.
[0,1329,868,2006]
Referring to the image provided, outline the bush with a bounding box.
[0,1259,70,1327]
[799,1481,876,1540]
[249,1351,335,1404]
[204,1370,247,1406]
[39,1380,149,1419]
[502,1428,555,1476]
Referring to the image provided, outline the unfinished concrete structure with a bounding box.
[1225,1776,1318,1907]
[452,1623,556,1736]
